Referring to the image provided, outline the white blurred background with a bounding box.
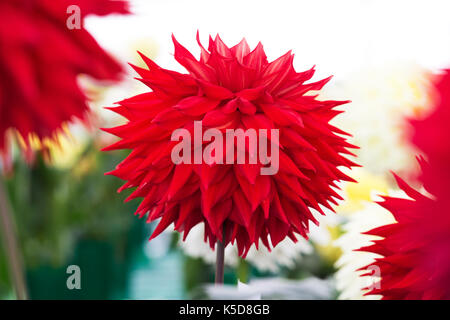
[87,0,450,80]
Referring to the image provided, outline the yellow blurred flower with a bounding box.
[46,132,87,170]
[337,168,389,215]
[313,224,343,265]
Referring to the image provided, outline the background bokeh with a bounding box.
[1,0,450,299]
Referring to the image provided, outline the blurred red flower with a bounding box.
[0,0,129,167]
[104,34,357,256]
[360,71,450,300]
[360,171,450,299]
[412,70,450,199]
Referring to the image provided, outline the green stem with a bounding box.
[0,176,28,300]
[214,238,225,285]
[215,225,227,285]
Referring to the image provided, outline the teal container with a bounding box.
[26,239,132,300]
[68,239,116,299]
[27,265,68,299]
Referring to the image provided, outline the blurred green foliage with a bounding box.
[0,142,146,299]
[0,243,11,299]
[7,156,73,268]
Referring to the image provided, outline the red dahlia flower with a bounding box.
[0,0,129,166]
[104,34,357,256]
[411,70,450,198]
[360,171,450,300]
[359,71,450,299]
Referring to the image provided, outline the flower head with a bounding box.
[359,173,450,299]
[359,70,450,300]
[0,0,129,166]
[411,70,450,198]
[104,34,357,256]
